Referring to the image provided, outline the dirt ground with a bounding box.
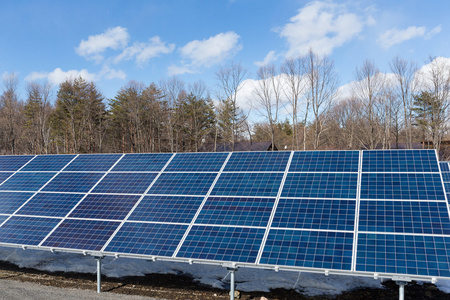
[0,261,449,300]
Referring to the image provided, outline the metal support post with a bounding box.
[227,267,238,300]
[397,281,406,300]
[95,257,103,293]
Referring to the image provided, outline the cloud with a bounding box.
[378,25,441,49]
[25,66,126,87]
[76,26,130,62]
[114,36,175,66]
[167,65,195,76]
[179,31,242,68]
[255,51,279,67]
[278,1,364,57]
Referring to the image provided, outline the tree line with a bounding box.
[1,51,450,157]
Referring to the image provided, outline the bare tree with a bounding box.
[304,50,338,150]
[252,64,282,150]
[215,62,247,150]
[0,73,23,154]
[281,57,306,150]
[389,56,419,148]
[352,60,387,149]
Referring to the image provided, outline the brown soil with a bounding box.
[0,261,448,300]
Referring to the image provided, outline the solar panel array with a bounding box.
[0,150,449,281]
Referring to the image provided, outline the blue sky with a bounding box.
[1,0,449,102]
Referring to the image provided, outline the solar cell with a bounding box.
[289,151,359,172]
[0,192,34,214]
[272,198,356,231]
[68,194,140,220]
[165,152,228,172]
[224,152,290,172]
[42,172,104,193]
[281,173,358,199]
[0,172,56,191]
[112,153,173,172]
[148,172,217,195]
[356,233,450,277]
[65,154,122,171]
[0,155,34,171]
[42,219,120,251]
[92,173,157,194]
[177,225,265,263]
[211,173,284,197]
[128,195,204,223]
[105,223,188,256]
[362,150,438,172]
[0,215,8,225]
[441,172,450,182]
[360,173,445,200]
[20,155,76,171]
[0,216,61,246]
[16,193,84,217]
[260,229,353,270]
[358,200,450,234]
[195,196,275,227]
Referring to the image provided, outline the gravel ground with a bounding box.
[0,279,164,300]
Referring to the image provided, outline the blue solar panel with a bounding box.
[65,154,122,171]
[362,150,438,172]
[281,173,358,199]
[128,195,204,223]
[148,173,217,195]
[211,173,284,197]
[195,196,275,227]
[272,198,356,231]
[42,219,120,251]
[92,173,158,194]
[224,152,290,172]
[360,173,445,200]
[0,215,8,225]
[17,193,84,217]
[358,200,450,235]
[440,162,450,172]
[0,172,56,191]
[112,153,173,172]
[177,225,265,263]
[0,192,34,214]
[289,151,359,172]
[0,172,14,185]
[20,155,76,171]
[0,155,34,171]
[260,229,353,270]
[105,223,188,256]
[165,153,228,172]
[356,233,450,277]
[0,216,61,246]
[68,194,140,220]
[42,172,104,193]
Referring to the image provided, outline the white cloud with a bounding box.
[378,25,441,49]
[76,26,130,61]
[114,36,175,66]
[25,68,97,86]
[180,31,241,68]
[255,51,279,67]
[167,65,195,76]
[278,1,364,57]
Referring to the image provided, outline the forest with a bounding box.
[1,51,449,157]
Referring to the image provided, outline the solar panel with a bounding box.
[105,223,188,256]
[65,154,122,172]
[0,149,448,285]
[0,192,34,214]
[92,173,157,194]
[0,172,56,191]
[42,172,105,193]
